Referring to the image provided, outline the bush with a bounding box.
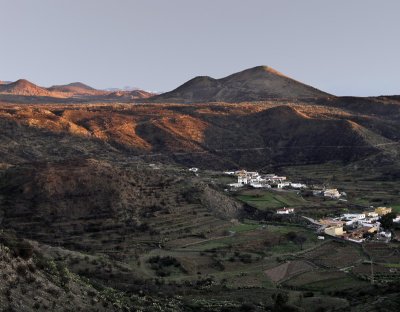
[16,263,28,277]
[0,232,34,260]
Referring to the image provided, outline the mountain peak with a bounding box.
[12,79,35,87]
[154,66,331,103]
[246,65,287,77]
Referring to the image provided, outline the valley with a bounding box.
[0,68,400,311]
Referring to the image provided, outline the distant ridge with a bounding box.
[107,89,155,100]
[49,82,96,91]
[0,79,54,97]
[153,65,331,103]
[47,82,105,96]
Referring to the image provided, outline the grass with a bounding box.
[236,190,306,210]
[383,263,400,268]
[391,204,400,213]
[303,275,368,291]
[284,269,369,291]
[228,223,260,233]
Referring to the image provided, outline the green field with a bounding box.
[391,204,400,213]
[236,190,307,210]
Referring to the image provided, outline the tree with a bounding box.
[294,235,307,250]
[285,232,307,250]
[285,231,297,241]
[379,212,396,230]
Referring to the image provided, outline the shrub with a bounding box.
[16,263,28,277]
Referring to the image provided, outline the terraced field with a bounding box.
[283,270,369,291]
[300,241,366,268]
[264,260,316,283]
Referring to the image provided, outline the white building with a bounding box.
[276,207,294,214]
[223,171,236,175]
[277,182,291,188]
[290,183,306,189]
[343,213,366,220]
[365,211,379,218]
[238,175,248,184]
[324,189,341,199]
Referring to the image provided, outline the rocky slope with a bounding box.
[2,101,398,170]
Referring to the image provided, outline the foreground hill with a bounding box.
[0,158,243,252]
[0,100,400,311]
[154,66,331,103]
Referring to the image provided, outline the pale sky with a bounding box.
[1,0,399,96]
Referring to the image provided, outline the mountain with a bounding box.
[106,89,155,100]
[48,82,106,96]
[48,82,95,92]
[154,66,331,103]
[0,79,55,97]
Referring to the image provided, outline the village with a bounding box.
[223,169,400,244]
[224,169,342,198]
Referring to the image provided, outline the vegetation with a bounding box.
[1,100,400,310]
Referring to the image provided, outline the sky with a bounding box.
[1,0,399,96]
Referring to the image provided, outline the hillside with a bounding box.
[1,102,399,170]
[0,158,243,252]
[154,66,331,103]
[0,98,400,311]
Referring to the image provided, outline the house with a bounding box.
[264,174,287,183]
[375,207,392,216]
[319,218,345,227]
[277,182,291,188]
[323,189,341,199]
[238,174,248,184]
[276,207,294,214]
[360,223,380,232]
[342,213,366,225]
[234,170,265,186]
[342,226,377,243]
[250,182,270,189]
[364,211,379,218]
[378,231,392,239]
[290,183,306,189]
[228,183,244,188]
[325,226,344,236]
[313,190,324,196]
[343,213,366,220]
[223,171,236,175]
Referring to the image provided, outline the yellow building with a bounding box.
[324,226,344,237]
[375,207,392,216]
